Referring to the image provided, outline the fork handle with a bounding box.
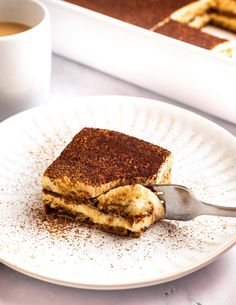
[200,201,236,217]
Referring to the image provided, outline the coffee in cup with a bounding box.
[0,22,31,36]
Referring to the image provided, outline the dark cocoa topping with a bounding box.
[155,20,228,49]
[44,127,171,186]
[64,0,195,29]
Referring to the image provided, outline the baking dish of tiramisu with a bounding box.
[62,0,236,55]
[40,0,236,123]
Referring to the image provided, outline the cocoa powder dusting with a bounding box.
[44,127,171,185]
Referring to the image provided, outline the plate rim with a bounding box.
[0,237,235,290]
[1,95,235,142]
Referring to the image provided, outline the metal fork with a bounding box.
[152,184,236,221]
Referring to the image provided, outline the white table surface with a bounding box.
[0,54,235,305]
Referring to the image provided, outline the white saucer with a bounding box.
[0,96,235,289]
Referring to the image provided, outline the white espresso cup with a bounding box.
[0,0,51,117]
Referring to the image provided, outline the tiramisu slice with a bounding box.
[170,0,215,26]
[154,20,233,55]
[171,0,236,32]
[42,128,172,237]
[208,0,236,32]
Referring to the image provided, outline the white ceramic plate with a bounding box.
[0,96,235,290]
